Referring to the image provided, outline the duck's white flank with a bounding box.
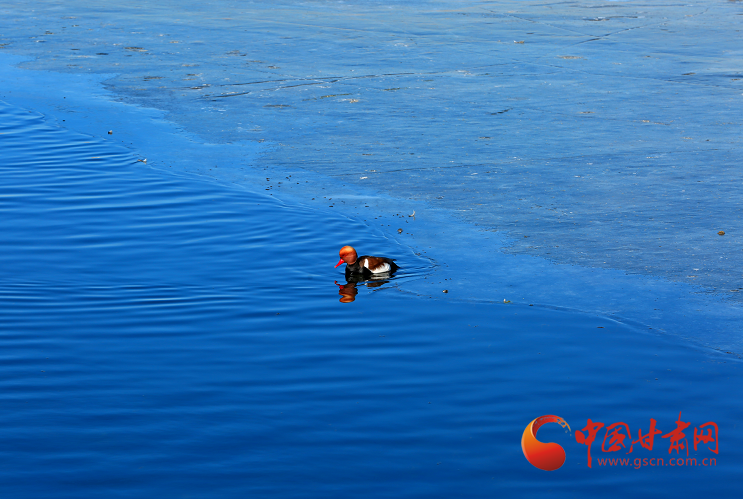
[363,259,391,273]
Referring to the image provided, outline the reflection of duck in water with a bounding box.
[335,279,389,303]
[335,280,359,303]
[334,245,399,277]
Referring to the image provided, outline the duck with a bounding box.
[334,245,399,275]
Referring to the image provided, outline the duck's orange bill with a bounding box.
[335,258,345,268]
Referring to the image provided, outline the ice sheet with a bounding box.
[1,0,741,351]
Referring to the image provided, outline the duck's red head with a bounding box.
[335,245,358,268]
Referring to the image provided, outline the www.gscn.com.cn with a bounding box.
[596,457,717,468]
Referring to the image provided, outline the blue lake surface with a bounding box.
[1,98,741,498]
[1,0,742,496]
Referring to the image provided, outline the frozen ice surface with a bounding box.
[1,0,742,350]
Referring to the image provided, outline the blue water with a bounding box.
[1,0,742,496]
[1,99,741,498]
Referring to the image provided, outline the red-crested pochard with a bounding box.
[335,245,399,275]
